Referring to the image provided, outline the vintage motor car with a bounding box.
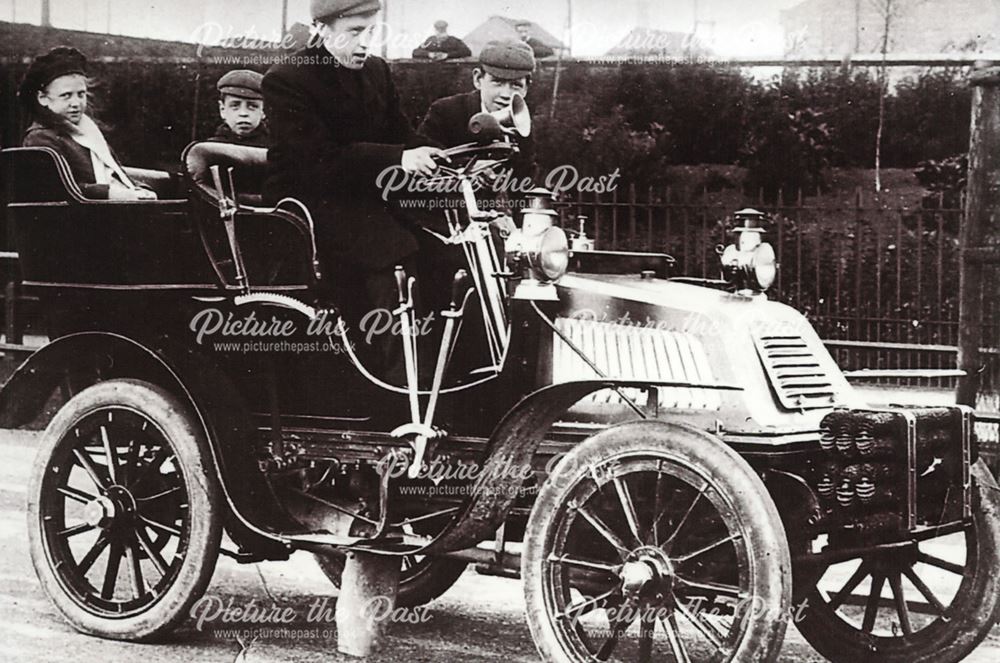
[1,113,998,663]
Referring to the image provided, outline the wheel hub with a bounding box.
[620,561,657,596]
[84,496,116,528]
[619,547,675,600]
[85,485,137,529]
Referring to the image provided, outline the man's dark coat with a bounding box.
[263,47,432,271]
[412,35,472,60]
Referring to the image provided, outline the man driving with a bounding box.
[263,0,446,381]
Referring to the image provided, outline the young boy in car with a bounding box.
[211,69,269,147]
[418,40,537,184]
[416,41,540,375]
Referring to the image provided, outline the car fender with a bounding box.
[0,331,291,560]
[419,378,735,554]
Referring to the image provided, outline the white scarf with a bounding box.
[69,115,136,189]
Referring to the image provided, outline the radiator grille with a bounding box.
[753,334,837,410]
[552,317,721,410]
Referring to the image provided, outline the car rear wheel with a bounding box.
[27,379,222,641]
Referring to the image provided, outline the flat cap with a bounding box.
[19,46,88,105]
[479,40,535,79]
[217,69,264,100]
[311,0,381,22]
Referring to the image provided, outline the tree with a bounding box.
[868,0,927,192]
[870,0,894,193]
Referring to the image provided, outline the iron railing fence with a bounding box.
[558,186,998,433]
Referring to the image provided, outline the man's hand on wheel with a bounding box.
[402,146,450,177]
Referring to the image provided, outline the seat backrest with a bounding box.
[183,141,267,206]
[1,147,82,203]
[3,147,179,203]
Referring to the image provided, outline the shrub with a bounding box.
[604,63,753,165]
[914,154,967,229]
[915,154,967,195]
[532,100,669,193]
[738,93,836,202]
[885,69,971,166]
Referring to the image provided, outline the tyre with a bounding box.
[523,420,792,663]
[793,460,1000,663]
[26,379,223,641]
[314,552,467,608]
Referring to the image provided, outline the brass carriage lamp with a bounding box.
[506,187,570,299]
[521,187,559,234]
[719,208,778,294]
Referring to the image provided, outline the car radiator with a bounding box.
[551,316,722,411]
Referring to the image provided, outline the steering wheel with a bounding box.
[426,140,519,185]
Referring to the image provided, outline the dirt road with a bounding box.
[1,429,998,662]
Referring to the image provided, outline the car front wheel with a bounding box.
[522,420,792,663]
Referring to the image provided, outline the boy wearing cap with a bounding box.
[412,20,471,61]
[419,39,537,182]
[211,69,269,147]
[263,0,446,382]
[415,40,539,375]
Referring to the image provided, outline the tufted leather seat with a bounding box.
[2,147,180,202]
[183,141,267,207]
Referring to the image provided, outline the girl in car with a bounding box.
[18,46,156,201]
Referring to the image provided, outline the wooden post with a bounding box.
[957,62,1000,407]
[335,551,400,657]
[549,48,563,121]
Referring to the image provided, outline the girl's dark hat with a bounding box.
[19,46,88,103]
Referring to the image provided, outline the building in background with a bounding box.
[780,0,1000,56]
[462,16,564,59]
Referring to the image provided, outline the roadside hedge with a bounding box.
[1,55,972,191]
